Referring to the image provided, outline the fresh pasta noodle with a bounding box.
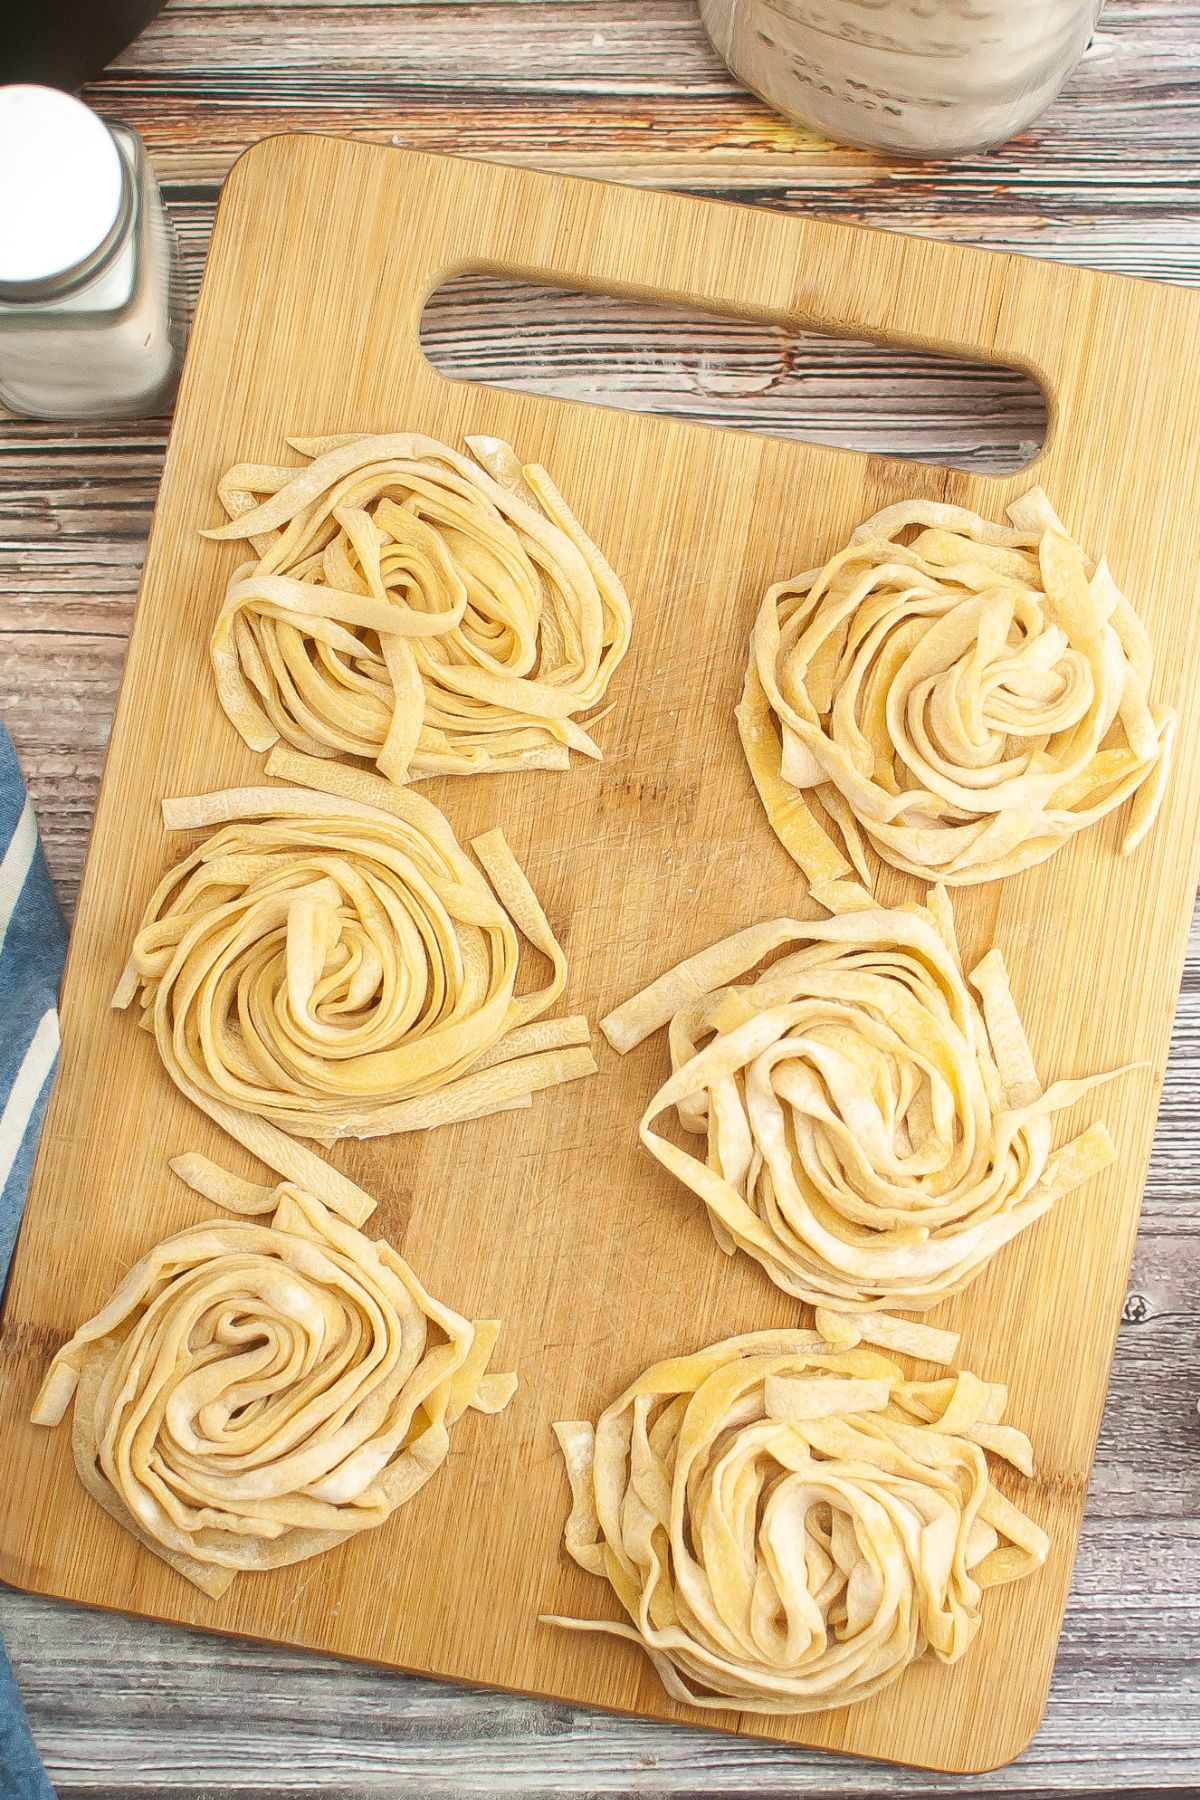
[546,1314,1047,1713]
[113,749,596,1146]
[203,432,632,782]
[601,887,1120,1312]
[31,1147,516,1600]
[739,487,1175,887]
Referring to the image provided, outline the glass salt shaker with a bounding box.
[0,84,183,420]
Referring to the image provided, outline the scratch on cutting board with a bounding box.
[277,1562,338,1619]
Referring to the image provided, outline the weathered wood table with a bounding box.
[2,0,1198,1792]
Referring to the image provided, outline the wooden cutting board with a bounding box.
[3,135,1200,1776]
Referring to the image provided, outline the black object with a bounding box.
[1,0,168,93]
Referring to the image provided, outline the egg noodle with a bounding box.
[739,487,1174,887]
[114,748,595,1146]
[32,1143,515,1599]
[204,432,632,782]
[547,1312,1046,1713]
[602,885,1121,1313]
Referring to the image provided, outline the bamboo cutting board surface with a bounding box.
[3,136,1200,1776]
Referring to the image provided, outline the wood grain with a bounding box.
[4,1499,1199,1797]
[4,133,1200,1779]
[3,3,1200,1794]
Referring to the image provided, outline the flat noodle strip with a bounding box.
[738,487,1175,886]
[31,1150,516,1600]
[203,432,632,783]
[544,1321,1047,1714]
[113,753,595,1144]
[601,892,1124,1312]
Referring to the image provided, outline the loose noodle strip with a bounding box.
[203,432,632,782]
[601,893,1122,1312]
[114,752,595,1145]
[545,1321,1047,1714]
[32,1150,517,1600]
[739,487,1175,886]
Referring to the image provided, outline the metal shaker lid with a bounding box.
[0,84,131,302]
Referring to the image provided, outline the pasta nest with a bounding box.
[738,487,1174,890]
[32,1144,516,1600]
[547,1315,1047,1714]
[203,432,632,782]
[114,750,595,1145]
[601,888,1119,1312]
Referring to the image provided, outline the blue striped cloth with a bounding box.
[0,723,64,1800]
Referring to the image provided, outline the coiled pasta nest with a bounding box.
[32,1141,516,1600]
[602,887,1119,1312]
[204,432,632,782]
[738,487,1174,891]
[114,750,595,1146]
[547,1313,1047,1714]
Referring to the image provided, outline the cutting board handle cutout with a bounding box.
[418,270,1049,475]
[215,137,1066,483]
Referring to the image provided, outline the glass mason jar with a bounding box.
[0,84,183,421]
[699,0,1106,158]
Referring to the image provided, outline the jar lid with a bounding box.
[0,85,131,302]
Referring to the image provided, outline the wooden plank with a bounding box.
[6,1497,1200,1793]
[67,0,1200,223]
[3,136,1200,1777]
[3,3,1200,1792]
